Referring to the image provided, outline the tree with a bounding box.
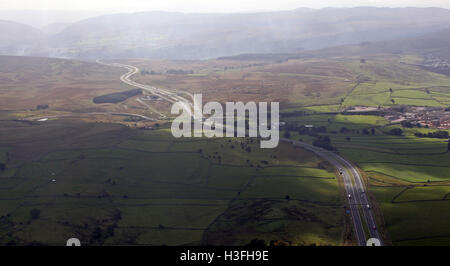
[283,131,291,139]
[313,126,327,133]
[388,128,403,136]
[30,209,41,220]
[312,135,335,150]
[447,140,450,153]
[106,225,115,237]
[0,162,5,171]
[415,131,449,139]
[401,121,414,128]
[92,227,103,240]
[340,127,350,134]
[36,104,49,110]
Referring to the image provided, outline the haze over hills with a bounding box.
[1,4,450,247]
[1,7,450,59]
[0,20,46,55]
[219,26,450,61]
[0,10,106,28]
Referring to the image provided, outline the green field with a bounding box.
[1,50,450,246]
[283,109,450,245]
[0,119,344,246]
[339,58,450,108]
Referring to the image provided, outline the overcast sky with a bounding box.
[0,0,449,13]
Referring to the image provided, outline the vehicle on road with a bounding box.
[348,194,352,199]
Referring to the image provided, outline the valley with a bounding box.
[0,5,450,247]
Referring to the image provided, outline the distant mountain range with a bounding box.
[313,28,450,58]
[0,20,46,55]
[220,27,450,77]
[0,10,105,28]
[1,7,450,60]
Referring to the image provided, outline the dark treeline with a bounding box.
[415,131,450,139]
[93,89,142,104]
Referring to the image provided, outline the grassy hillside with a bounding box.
[0,119,344,246]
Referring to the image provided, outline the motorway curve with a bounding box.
[98,59,381,246]
[97,59,195,117]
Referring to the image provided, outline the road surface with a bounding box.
[282,138,382,246]
[28,112,154,122]
[97,59,195,117]
[98,59,382,245]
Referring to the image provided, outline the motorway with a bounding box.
[98,59,382,246]
[282,138,382,246]
[28,112,155,122]
[96,59,195,118]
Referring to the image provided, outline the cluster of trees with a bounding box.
[90,209,122,244]
[340,127,350,134]
[286,123,380,137]
[415,130,450,139]
[284,123,327,136]
[166,69,194,75]
[312,135,335,151]
[142,69,197,75]
[140,70,161,75]
[283,131,291,138]
[199,139,255,166]
[340,127,375,135]
[388,128,403,136]
[401,120,422,128]
[361,128,376,135]
[30,209,40,220]
[285,122,381,139]
[36,104,49,110]
[93,89,142,104]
